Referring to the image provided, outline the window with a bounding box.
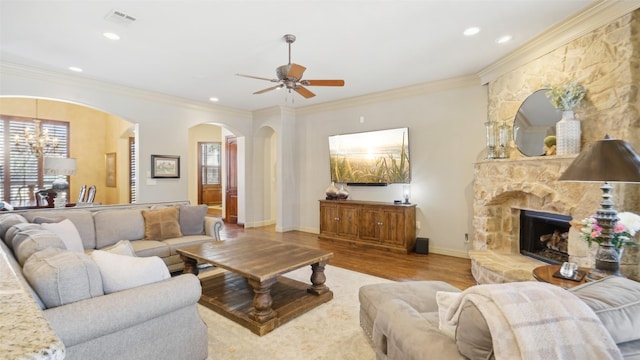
[200,143,221,185]
[129,136,136,203]
[0,116,70,203]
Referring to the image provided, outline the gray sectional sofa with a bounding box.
[359,277,640,360]
[0,201,222,359]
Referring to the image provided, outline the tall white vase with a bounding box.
[556,110,581,155]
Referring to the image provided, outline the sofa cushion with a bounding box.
[32,216,66,224]
[130,240,171,258]
[4,223,39,249]
[163,235,213,255]
[23,247,104,308]
[141,207,183,240]
[22,210,96,249]
[455,301,494,360]
[0,213,27,242]
[91,250,170,293]
[13,229,67,266]
[41,219,84,253]
[436,291,460,339]
[94,209,145,248]
[570,276,640,344]
[101,240,136,257]
[178,204,208,235]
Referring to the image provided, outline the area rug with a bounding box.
[199,265,393,359]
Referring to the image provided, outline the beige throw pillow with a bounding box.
[141,207,182,240]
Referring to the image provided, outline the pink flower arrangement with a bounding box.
[579,212,640,251]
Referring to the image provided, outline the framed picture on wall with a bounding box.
[151,155,180,178]
[106,152,117,187]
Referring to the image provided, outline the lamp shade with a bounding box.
[558,135,640,183]
[44,157,77,176]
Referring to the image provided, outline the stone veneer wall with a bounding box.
[474,10,640,280]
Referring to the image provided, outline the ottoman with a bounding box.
[358,280,461,339]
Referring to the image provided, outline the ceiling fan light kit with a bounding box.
[236,34,345,99]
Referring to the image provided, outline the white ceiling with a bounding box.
[0,1,594,111]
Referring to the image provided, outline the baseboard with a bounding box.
[429,246,470,259]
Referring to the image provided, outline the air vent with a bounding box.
[104,9,136,26]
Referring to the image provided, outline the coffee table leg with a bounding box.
[180,255,199,276]
[248,278,277,323]
[308,261,330,295]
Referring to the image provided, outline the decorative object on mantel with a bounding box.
[559,135,640,281]
[325,182,339,200]
[545,80,587,155]
[484,120,498,159]
[497,122,510,159]
[543,135,557,156]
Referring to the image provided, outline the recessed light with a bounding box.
[209,97,219,102]
[463,27,480,36]
[68,66,83,72]
[103,32,121,40]
[496,35,512,44]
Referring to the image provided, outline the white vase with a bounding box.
[556,110,581,155]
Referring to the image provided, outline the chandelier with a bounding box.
[13,101,59,157]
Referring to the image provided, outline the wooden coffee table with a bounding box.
[177,236,334,335]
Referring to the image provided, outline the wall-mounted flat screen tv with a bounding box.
[328,127,410,185]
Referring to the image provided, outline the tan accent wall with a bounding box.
[0,97,133,205]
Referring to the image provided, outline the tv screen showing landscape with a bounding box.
[328,127,410,184]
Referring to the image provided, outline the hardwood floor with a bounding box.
[219,223,477,290]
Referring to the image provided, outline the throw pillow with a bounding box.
[91,250,170,293]
[178,204,208,235]
[13,229,67,266]
[101,240,136,257]
[23,247,104,308]
[455,301,494,360]
[435,291,461,339]
[0,213,26,240]
[141,207,183,240]
[41,219,85,253]
[570,276,640,344]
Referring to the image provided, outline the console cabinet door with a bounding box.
[379,208,405,246]
[358,207,381,243]
[337,204,359,239]
[319,202,338,236]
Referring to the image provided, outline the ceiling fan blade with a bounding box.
[294,86,315,98]
[300,80,345,86]
[254,85,282,95]
[287,63,306,80]
[236,73,278,82]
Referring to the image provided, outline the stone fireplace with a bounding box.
[470,156,640,283]
[470,9,640,284]
[519,210,571,264]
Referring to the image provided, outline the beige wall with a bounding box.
[0,97,134,205]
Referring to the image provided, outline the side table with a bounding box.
[532,264,589,289]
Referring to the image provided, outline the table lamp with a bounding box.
[558,135,640,281]
[44,157,77,208]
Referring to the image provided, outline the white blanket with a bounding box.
[446,281,622,360]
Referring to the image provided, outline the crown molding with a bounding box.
[294,74,482,116]
[478,0,640,84]
[0,61,252,119]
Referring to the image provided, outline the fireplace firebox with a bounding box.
[520,210,572,264]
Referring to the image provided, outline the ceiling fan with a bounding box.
[236,34,345,99]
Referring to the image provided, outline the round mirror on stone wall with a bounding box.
[513,89,560,156]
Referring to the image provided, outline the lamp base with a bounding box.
[586,243,622,282]
[585,268,621,282]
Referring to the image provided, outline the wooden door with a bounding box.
[225,136,238,224]
[198,142,222,205]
